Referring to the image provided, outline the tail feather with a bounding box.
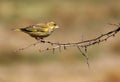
[12,28,21,31]
[12,28,31,32]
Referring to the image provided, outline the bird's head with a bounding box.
[47,21,59,30]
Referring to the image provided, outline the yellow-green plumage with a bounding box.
[15,21,59,40]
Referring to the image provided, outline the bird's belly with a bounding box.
[28,32,50,38]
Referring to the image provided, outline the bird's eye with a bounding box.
[53,23,56,26]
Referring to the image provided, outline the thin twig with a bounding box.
[15,41,40,53]
[84,47,90,69]
[77,45,90,68]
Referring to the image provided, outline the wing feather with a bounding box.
[21,24,48,32]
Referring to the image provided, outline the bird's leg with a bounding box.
[39,39,46,43]
[35,37,41,40]
[35,37,45,43]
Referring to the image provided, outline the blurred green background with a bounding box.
[0,0,120,82]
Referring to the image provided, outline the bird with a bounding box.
[14,21,59,40]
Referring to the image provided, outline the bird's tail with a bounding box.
[12,28,22,31]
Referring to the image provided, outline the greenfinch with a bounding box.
[14,21,59,40]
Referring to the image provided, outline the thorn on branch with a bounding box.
[53,48,55,55]
[105,38,107,41]
[113,34,115,37]
[58,45,62,53]
[85,46,87,52]
[63,45,67,50]
[46,48,49,50]
[98,39,101,44]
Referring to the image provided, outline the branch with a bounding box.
[15,23,120,67]
[40,24,120,52]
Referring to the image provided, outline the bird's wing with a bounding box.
[22,24,47,32]
[33,24,49,32]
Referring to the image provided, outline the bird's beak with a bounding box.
[55,26,59,28]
